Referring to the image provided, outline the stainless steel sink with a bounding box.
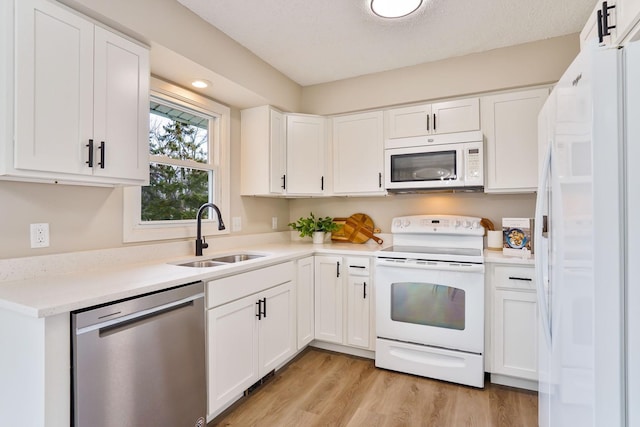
[208,253,265,263]
[174,253,266,268]
[177,260,228,268]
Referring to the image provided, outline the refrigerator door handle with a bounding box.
[535,142,553,348]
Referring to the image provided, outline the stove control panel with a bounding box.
[391,215,484,235]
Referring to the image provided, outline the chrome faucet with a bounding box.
[195,203,226,256]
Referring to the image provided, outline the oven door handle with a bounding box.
[375,260,484,273]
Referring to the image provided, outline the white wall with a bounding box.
[301,34,578,115]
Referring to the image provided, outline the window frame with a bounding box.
[123,77,230,243]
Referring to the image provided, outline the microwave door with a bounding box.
[385,147,461,189]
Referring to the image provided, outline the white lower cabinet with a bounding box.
[488,262,538,390]
[296,256,315,349]
[314,255,373,351]
[346,258,371,348]
[206,262,296,418]
[314,255,343,344]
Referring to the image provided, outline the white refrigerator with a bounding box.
[535,39,639,427]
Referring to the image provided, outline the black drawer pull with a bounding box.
[508,276,532,281]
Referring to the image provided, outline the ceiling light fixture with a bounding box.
[191,79,210,89]
[370,0,423,18]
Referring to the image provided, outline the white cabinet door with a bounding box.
[617,0,640,42]
[259,281,296,375]
[493,289,538,380]
[332,111,385,195]
[207,294,259,415]
[296,256,315,349]
[431,98,480,134]
[286,114,326,195]
[482,88,549,193]
[346,274,370,349]
[385,104,432,138]
[93,26,149,181]
[240,106,286,195]
[314,255,343,344]
[385,98,479,138]
[15,0,94,175]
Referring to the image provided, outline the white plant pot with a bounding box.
[312,231,325,244]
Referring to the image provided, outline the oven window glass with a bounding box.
[390,151,457,182]
[390,282,465,330]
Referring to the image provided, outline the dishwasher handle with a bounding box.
[76,292,204,336]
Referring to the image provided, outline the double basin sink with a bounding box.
[176,253,265,268]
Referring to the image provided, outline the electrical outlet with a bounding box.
[30,223,50,248]
[272,217,278,230]
[232,216,242,232]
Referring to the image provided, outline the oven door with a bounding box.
[375,259,484,354]
[385,144,464,190]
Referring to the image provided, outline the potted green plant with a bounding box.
[288,212,341,244]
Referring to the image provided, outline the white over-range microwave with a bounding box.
[384,130,484,191]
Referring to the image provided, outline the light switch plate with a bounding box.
[232,216,242,232]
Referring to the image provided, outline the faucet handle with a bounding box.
[202,236,209,250]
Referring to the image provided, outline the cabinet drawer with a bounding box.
[493,265,535,290]
[207,262,294,308]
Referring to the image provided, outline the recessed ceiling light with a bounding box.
[370,0,423,18]
[191,79,210,89]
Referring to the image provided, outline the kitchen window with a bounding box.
[123,77,230,242]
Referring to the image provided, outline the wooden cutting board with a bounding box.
[332,213,383,244]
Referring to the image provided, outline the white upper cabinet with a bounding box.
[8,0,149,185]
[240,106,286,196]
[581,0,640,48]
[482,88,549,193]
[241,108,326,196]
[332,111,385,195]
[385,98,479,139]
[286,114,327,195]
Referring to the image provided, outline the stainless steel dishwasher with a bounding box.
[71,281,206,427]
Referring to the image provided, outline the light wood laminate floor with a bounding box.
[209,348,537,427]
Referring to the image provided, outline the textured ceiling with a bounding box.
[177,0,597,86]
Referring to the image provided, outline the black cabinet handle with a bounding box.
[508,276,532,281]
[98,141,105,169]
[86,139,94,167]
[426,114,430,131]
[597,1,616,43]
[255,297,267,320]
[336,261,340,278]
[378,172,382,188]
[349,265,365,269]
[281,174,286,190]
[321,176,324,191]
[433,114,436,131]
[363,282,367,299]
